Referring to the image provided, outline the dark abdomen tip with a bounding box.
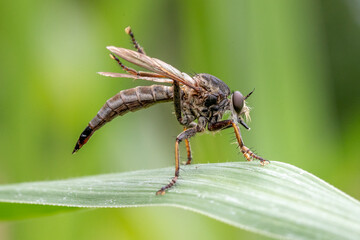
[72,126,94,154]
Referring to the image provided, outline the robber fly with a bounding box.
[73,26,269,195]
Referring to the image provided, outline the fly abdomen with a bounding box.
[72,126,94,154]
[72,85,173,153]
[90,85,173,129]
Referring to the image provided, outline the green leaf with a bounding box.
[0,161,359,239]
[0,202,80,220]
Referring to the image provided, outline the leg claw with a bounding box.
[260,159,270,166]
[156,190,166,195]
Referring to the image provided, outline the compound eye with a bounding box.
[232,91,244,114]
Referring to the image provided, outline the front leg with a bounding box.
[156,126,201,195]
[231,122,269,165]
[208,120,269,165]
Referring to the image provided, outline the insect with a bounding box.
[73,26,269,195]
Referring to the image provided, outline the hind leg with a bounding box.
[125,26,146,55]
[156,126,201,195]
[109,53,167,78]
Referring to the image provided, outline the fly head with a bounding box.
[230,89,254,130]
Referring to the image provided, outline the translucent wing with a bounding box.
[107,46,200,91]
[97,72,173,83]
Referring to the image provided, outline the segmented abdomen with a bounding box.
[90,85,173,130]
[73,85,173,153]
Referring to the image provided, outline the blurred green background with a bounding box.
[1,0,359,239]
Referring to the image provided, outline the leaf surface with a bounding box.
[0,161,359,240]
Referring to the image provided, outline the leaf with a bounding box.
[0,161,359,239]
[0,202,80,220]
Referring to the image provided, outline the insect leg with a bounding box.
[184,127,192,165]
[110,53,138,75]
[207,120,233,131]
[173,81,183,124]
[231,122,269,165]
[110,54,168,78]
[208,120,269,165]
[125,26,146,55]
[173,80,194,126]
[156,126,200,195]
